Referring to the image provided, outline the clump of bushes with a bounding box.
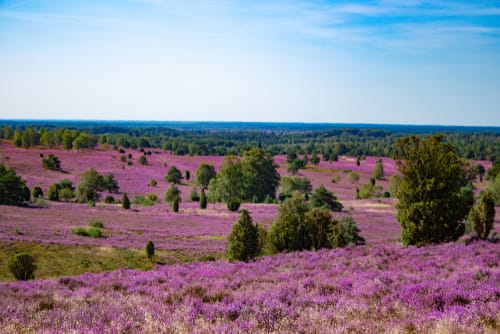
[48,179,75,202]
[8,253,36,281]
[189,187,200,202]
[145,241,155,261]
[469,190,496,240]
[227,210,261,262]
[122,193,130,209]
[138,156,148,166]
[104,195,115,204]
[42,154,61,171]
[134,194,160,206]
[89,220,104,228]
[32,186,43,199]
[227,197,241,212]
[72,227,102,238]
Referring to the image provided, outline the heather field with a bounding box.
[1,141,499,332]
[0,241,499,333]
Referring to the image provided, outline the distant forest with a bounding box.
[0,120,499,161]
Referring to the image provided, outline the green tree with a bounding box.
[372,159,384,180]
[165,184,181,204]
[389,174,402,198]
[227,210,259,262]
[0,164,29,206]
[138,156,148,166]
[200,188,207,209]
[122,193,130,209]
[311,185,343,212]
[395,135,474,246]
[210,156,245,202]
[172,195,180,212]
[32,186,43,199]
[145,241,155,261]
[75,168,105,203]
[227,197,241,212]
[166,166,182,184]
[8,253,36,281]
[241,148,281,202]
[268,194,312,252]
[475,164,486,182]
[306,207,333,250]
[62,130,73,150]
[42,154,61,171]
[280,176,312,200]
[102,173,119,193]
[189,187,200,201]
[328,216,365,248]
[469,191,496,240]
[195,163,217,189]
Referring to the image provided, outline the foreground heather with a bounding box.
[1,241,499,333]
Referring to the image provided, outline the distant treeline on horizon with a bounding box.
[0,119,498,162]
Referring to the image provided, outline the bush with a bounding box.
[311,185,343,212]
[328,216,365,248]
[200,189,207,209]
[347,171,360,183]
[122,193,130,209]
[0,164,29,205]
[32,186,43,199]
[149,179,157,187]
[58,188,75,202]
[133,195,154,206]
[372,159,384,180]
[104,195,115,204]
[42,154,61,171]
[227,197,241,212]
[189,187,200,202]
[138,156,148,166]
[48,184,60,201]
[227,210,259,262]
[89,220,104,228]
[165,184,181,204]
[166,166,182,184]
[8,253,36,281]
[145,240,155,260]
[469,191,496,240]
[172,196,180,212]
[72,227,102,238]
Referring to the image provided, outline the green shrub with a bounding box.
[122,193,130,209]
[227,210,259,262]
[172,196,179,212]
[72,227,102,238]
[165,184,181,204]
[138,156,148,166]
[149,179,157,187]
[189,187,200,202]
[104,195,115,204]
[469,190,496,240]
[311,185,343,212]
[8,253,36,281]
[48,183,60,201]
[133,195,154,206]
[42,154,61,171]
[58,188,74,202]
[89,220,104,228]
[145,240,155,260]
[200,189,207,209]
[32,186,43,199]
[227,197,241,212]
[328,216,365,248]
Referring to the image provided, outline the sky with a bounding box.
[0,0,499,126]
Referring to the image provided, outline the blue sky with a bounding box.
[1,0,499,125]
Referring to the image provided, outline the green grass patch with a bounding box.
[0,242,224,282]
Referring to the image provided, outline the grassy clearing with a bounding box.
[0,242,223,282]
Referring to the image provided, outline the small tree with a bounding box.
[328,216,365,248]
[306,207,333,250]
[122,193,130,209]
[42,154,61,171]
[32,186,43,199]
[200,188,207,209]
[227,197,241,212]
[311,185,343,212]
[227,210,259,262]
[172,195,180,213]
[195,163,217,189]
[166,166,182,184]
[469,191,496,240]
[189,187,200,201]
[48,183,60,201]
[75,168,105,203]
[165,184,181,204]
[138,156,148,166]
[145,240,155,261]
[8,253,36,281]
[0,164,29,206]
[102,173,119,193]
[372,159,384,180]
[476,164,486,182]
[185,170,190,181]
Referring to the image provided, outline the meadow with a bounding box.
[0,140,498,332]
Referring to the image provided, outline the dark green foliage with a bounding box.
[48,184,60,201]
[268,195,312,252]
[306,207,334,250]
[75,168,106,203]
[469,191,496,240]
[166,166,182,184]
[73,132,97,150]
[189,187,200,202]
[311,185,343,212]
[104,195,115,204]
[145,241,155,261]
[149,179,157,187]
[42,154,61,171]
[89,220,104,228]
[102,173,119,193]
[200,188,207,209]
[486,162,500,181]
[475,164,486,182]
[227,197,241,212]
[185,170,190,181]
[122,193,130,209]
[23,186,30,202]
[328,216,365,248]
[138,156,148,166]
[280,176,312,200]
[489,173,500,205]
[195,163,217,189]
[372,159,384,180]
[32,186,43,199]
[8,253,36,281]
[287,158,305,174]
[72,227,102,238]
[395,135,474,246]
[172,196,180,212]
[310,152,320,165]
[0,164,29,206]
[58,188,74,202]
[389,174,401,198]
[227,210,259,262]
[133,194,158,206]
[165,184,181,204]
